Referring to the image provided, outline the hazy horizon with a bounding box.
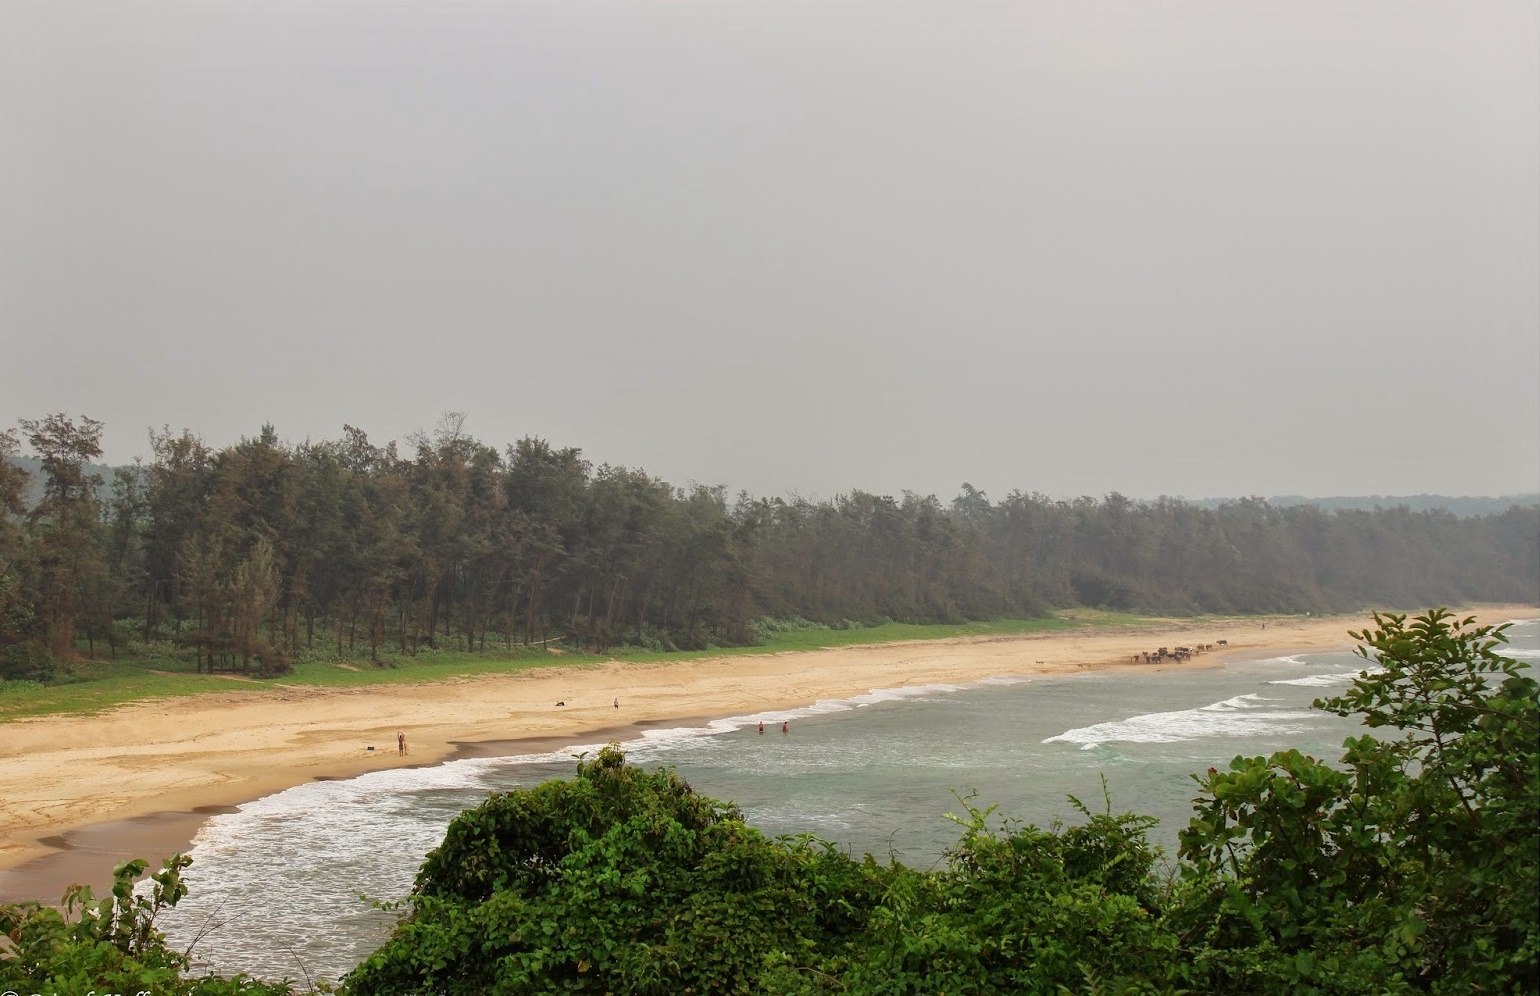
[5,2,1537,502]
[7,446,1539,511]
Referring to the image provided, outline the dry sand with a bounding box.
[1,605,1533,901]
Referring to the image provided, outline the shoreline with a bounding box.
[2,605,1533,902]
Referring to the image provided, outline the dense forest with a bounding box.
[1,413,1536,680]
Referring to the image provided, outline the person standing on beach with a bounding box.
[397,731,406,756]
[758,721,764,734]
[781,721,788,734]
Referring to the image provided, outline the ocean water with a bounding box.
[160,618,1540,985]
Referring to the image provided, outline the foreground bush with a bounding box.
[0,854,294,995]
[1170,609,1539,993]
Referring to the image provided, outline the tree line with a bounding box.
[2,413,1536,679]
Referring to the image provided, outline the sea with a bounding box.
[159,617,1539,986]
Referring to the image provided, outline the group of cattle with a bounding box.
[1135,639,1227,664]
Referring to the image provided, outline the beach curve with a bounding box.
[2,605,1533,901]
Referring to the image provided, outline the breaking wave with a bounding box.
[1042,693,1316,749]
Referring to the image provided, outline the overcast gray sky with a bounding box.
[3,1,1537,502]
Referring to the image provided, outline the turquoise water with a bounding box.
[161,618,1540,984]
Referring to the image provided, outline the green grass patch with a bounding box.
[0,668,256,720]
[282,649,580,688]
[743,616,1084,652]
[1041,608,1155,627]
[0,611,1171,721]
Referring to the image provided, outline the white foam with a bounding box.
[174,675,1019,876]
[1255,654,1309,666]
[1265,670,1366,688]
[1502,648,1540,660]
[852,683,968,705]
[1043,693,1317,748]
[1201,693,1272,710]
[630,676,1026,745]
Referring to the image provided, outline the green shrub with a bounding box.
[1171,610,1539,993]
[0,855,295,995]
[0,642,55,682]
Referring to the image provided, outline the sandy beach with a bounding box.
[2,605,1533,902]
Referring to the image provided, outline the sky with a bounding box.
[3,1,1537,503]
